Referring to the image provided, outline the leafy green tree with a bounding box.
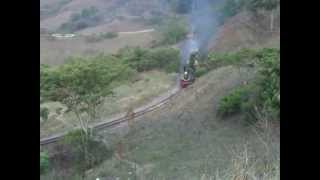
[148,47,180,73]
[255,48,280,118]
[160,19,188,45]
[118,47,180,73]
[40,55,134,135]
[41,56,133,179]
[215,48,280,120]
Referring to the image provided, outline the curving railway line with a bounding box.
[40,31,196,146]
[40,87,180,146]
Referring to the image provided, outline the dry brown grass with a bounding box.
[40,31,160,65]
[208,10,280,53]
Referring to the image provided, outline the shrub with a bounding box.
[101,32,118,39]
[60,130,113,173]
[159,19,188,45]
[205,48,258,72]
[215,48,280,120]
[217,86,251,117]
[40,107,49,121]
[118,47,180,73]
[194,66,209,78]
[148,47,180,73]
[40,151,49,174]
[255,48,280,119]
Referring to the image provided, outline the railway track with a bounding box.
[40,88,180,146]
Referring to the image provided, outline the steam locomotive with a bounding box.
[180,50,199,88]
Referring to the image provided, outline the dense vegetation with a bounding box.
[40,47,179,178]
[117,47,180,73]
[40,47,179,101]
[215,48,280,120]
[195,48,258,77]
[41,54,135,137]
[157,18,188,45]
[40,47,179,132]
[57,130,112,175]
[217,85,251,117]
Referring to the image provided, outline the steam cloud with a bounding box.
[180,0,222,69]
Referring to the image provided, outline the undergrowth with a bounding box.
[215,48,280,121]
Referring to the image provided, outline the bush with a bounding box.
[194,66,209,78]
[217,86,251,117]
[255,48,280,119]
[40,55,136,101]
[40,107,49,121]
[40,151,49,174]
[148,47,180,73]
[118,47,180,73]
[159,19,188,45]
[101,32,118,39]
[204,48,258,72]
[60,130,113,173]
[215,48,280,120]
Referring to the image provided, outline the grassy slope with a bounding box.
[40,70,176,138]
[208,10,280,53]
[85,66,279,179]
[40,0,166,66]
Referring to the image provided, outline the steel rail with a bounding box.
[40,89,179,146]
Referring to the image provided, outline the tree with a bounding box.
[40,55,133,136]
[160,19,188,45]
[41,56,133,179]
